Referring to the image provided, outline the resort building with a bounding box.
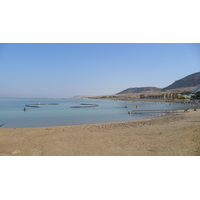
[140,93,181,100]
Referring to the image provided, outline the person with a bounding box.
[23,108,27,111]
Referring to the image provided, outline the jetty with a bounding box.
[129,105,199,116]
[130,109,182,115]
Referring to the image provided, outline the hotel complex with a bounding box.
[140,93,181,100]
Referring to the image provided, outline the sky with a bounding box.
[0,43,199,98]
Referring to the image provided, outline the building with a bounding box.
[140,93,181,99]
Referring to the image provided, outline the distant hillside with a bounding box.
[161,72,200,92]
[117,87,161,94]
[116,72,200,95]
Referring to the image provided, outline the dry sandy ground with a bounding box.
[0,110,200,156]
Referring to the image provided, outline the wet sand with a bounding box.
[0,110,200,156]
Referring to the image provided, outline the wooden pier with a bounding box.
[129,105,199,116]
[129,109,186,116]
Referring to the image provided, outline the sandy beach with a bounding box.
[0,109,200,156]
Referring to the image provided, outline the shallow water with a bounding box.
[0,98,187,128]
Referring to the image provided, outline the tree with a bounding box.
[191,91,200,99]
[195,91,200,98]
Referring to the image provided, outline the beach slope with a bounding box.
[0,111,200,156]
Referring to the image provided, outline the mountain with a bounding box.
[116,72,200,95]
[117,87,161,94]
[161,72,200,92]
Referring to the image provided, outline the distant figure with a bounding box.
[128,111,132,114]
[136,106,137,108]
[184,108,189,112]
[23,108,27,111]
[125,106,128,108]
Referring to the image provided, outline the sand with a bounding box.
[0,110,200,156]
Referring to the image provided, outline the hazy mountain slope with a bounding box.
[116,72,200,95]
[117,87,161,94]
[161,72,200,92]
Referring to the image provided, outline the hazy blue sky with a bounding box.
[0,43,199,98]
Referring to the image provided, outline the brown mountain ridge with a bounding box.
[161,72,200,91]
[116,72,200,94]
[117,87,161,94]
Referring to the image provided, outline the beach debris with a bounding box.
[11,150,21,155]
[0,123,6,127]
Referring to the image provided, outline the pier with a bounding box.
[128,106,199,116]
[129,109,182,116]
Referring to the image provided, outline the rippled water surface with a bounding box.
[0,98,187,128]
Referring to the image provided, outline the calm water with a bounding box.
[0,98,186,128]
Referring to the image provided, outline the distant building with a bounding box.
[182,94,192,99]
[140,93,181,99]
[191,85,200,94]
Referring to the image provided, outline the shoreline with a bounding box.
[2,98,199,129]
[94,97,199,104]
[0,109,190,130]
[0,109,200,156]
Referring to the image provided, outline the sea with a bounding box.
[0,98,191,128]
